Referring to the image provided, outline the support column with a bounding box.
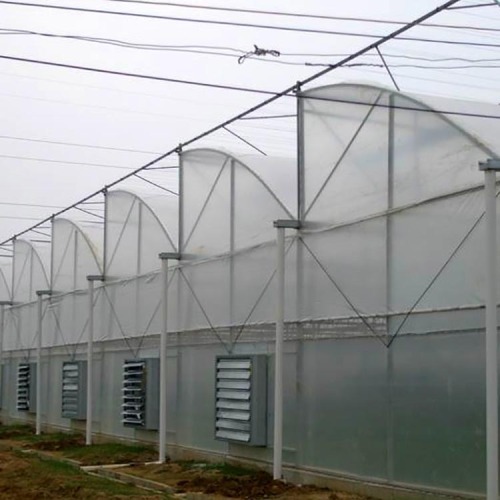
[272,219,300,480]
[86,275,104,446]
[35,290,51,435]
[0,302,10,410]
[479,159,499,500]
[158,252,180,463]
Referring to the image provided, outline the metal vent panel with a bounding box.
[61,361,87,420]
[215,355,267,446]
[16,362,36,412]
[122,358,159,430]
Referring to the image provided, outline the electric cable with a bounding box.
[3,28,500,67]
[0,1,494,49]
[0,154,139,170]
[3,28,500,63]
[0,134,162,154]
[1,54,500,121]
[96,0,500,34]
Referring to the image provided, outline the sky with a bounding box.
[1,0,500,252]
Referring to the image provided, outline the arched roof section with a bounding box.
[300,82,499,225]
[51,218,103,292]
[181,148,295,257]
[12,239,50,303]
[105,189,178,278]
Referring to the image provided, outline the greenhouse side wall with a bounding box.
[0,268,489,497]
[1,83,499,498]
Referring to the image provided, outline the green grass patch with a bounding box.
[22,431,85,450]
[63,442,158,465]
[6,450,167,498]
[0,423,34,440]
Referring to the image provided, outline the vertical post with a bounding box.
[0,303,9,408]
[35,291,51,434]
[159,257,168,463]
[273,225,285,480]
[386,94,395,484]
[158,253,180,463]
[0,306,4,389]
[484,166,498,500]
[272,220,299,481]
[86,278,94,446]
[36,293,42,434]
[86,275,104,446]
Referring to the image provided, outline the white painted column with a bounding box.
[86,278,95,446]
[271,219,299,480]
[159,257,169,463]
[485,168,499,500]
[273,225,285,480]
[158,253,180,463]
[35,292,43,435]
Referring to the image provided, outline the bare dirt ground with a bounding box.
[123,461,373,499]
[0,424,373,499]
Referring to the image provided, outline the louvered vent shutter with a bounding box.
[17,363,35,412]
[215,355,267,446]
[61,361,87,420]
[122,359,159,430]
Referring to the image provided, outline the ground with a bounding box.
[0,449,163,499]
[0,423,372,499]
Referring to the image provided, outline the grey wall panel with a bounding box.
[391,332,485,493]
[177,344,226,453]
[0,329,491,496]
[300,337,388,480]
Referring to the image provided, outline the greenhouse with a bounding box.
[0,82,499,498]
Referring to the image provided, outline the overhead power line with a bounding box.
[0,201,65,209]
[0,154,138,170]
[0,1,496,48]
[4,28,500,64]
[101,0,500,34]
[3,28,500,67]
[0,0,463,246]
[1,53,500,121]
[0,134,162,154]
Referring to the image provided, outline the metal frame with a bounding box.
[158,252,181,463]
[35,289,51,435]
[479,158,500,500]
[86,274,105,445]
[272,218,300,480]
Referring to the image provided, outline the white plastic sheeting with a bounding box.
[12,239,50,303]
[181,149,294,257]
[104,189,178,278]
[51,218,103,292]
[0,264,11,303]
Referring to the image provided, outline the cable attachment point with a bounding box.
[238,44,280,64]
[292,82,302,94]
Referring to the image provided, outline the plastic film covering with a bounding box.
[0,264,12,303]
[3,302,37,351]
[181,149,293,257]
[300,83,493,225]
[51,218,103,292]
[93,274,162,344]
[105,190,177,278]
[12,239,50,303]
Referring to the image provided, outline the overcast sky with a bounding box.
[1,0,499,249]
